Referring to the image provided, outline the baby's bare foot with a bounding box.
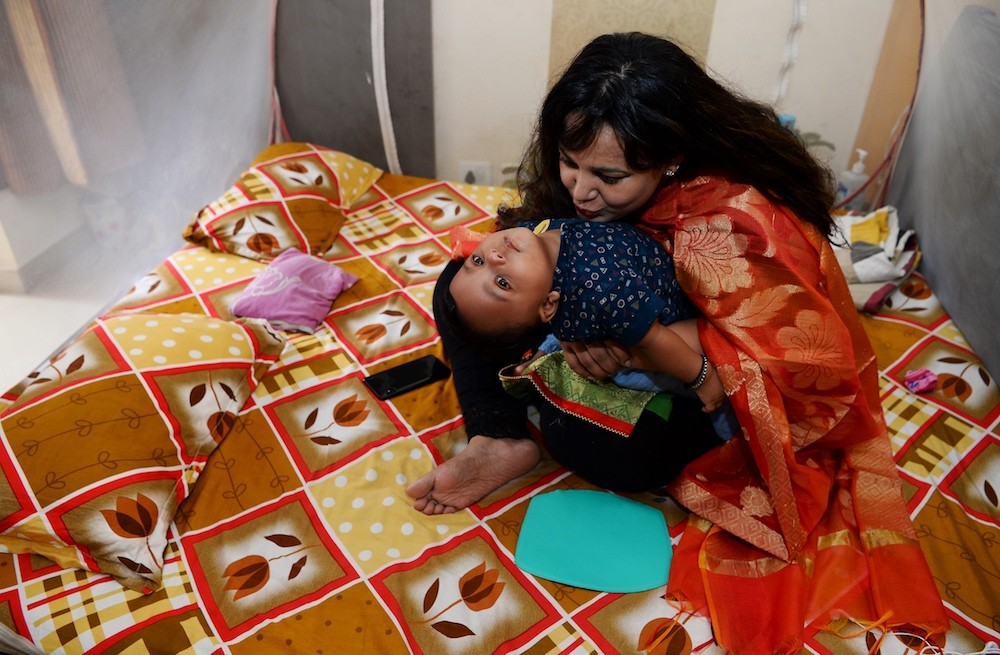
[406,436,540,515]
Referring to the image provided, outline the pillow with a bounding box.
[183,143,382,261]
[0,313,285,592]
[231,248,359,333]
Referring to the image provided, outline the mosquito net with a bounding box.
[0,0,274,301]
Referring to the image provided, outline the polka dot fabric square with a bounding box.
[0,313,285,592]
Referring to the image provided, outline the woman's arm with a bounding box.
[630,322,725,412]
[558,318,724,412]
[558,318,699,378]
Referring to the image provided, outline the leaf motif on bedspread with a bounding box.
[223,554,269,601]
[356,323,387,344]
[222,532,320,601]
[417,561,506,638]
[25,351,86,388]
[884,277,933,312]
[129,272,162,297]
[985,480,999,509]
[231,214,281,256]
[398,250,446,275]
[188,372,242,443]
[101,493,162,575]
[280,161,324,187]
[421,196,462,221]
[332,394,369,427]
[356,309,412,345]
[936,356,992,404]
[291,394,371,446]
[638,617,692,655]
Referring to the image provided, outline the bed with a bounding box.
[0,140,997,655]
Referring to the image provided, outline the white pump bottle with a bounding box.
[835,148,869,211]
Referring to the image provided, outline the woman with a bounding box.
[408,32,947,654]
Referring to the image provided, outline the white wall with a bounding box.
[708,0,894,174]
[432,0,896,182]
[431,0,553,186]
[0,188,83,292]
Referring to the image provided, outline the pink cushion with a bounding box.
[231,248,359,332]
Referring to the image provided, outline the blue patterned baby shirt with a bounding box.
[521,219,694,346]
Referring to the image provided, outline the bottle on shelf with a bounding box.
[835,148,869,212]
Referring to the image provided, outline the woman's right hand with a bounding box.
[560,339,632,381]
[695,364,726,412]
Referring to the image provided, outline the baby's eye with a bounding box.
[471,254,484,265]
[495,276,510,290]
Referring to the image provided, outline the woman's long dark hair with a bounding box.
[502,32,836,237]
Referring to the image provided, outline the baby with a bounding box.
[446,218,728,418]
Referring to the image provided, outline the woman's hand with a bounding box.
[695,364,726,413]
[560,339,632,380]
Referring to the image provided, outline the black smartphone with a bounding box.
[363,355,451,400]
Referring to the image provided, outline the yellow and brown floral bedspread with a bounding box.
[0,171,997,654]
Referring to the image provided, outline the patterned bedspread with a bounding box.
[0,156,997,654]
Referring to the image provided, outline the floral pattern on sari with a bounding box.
[640,175,948,654]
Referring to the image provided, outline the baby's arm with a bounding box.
[629,321,725,412]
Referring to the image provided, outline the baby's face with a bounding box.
[450,227,557,335]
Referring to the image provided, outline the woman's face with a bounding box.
[559,124,668,223]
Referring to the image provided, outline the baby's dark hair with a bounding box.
[438,271,551,363]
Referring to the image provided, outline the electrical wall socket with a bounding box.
[499,163,518,189]
[458,160,491,185]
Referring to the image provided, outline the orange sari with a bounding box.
[640,176,948,654]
